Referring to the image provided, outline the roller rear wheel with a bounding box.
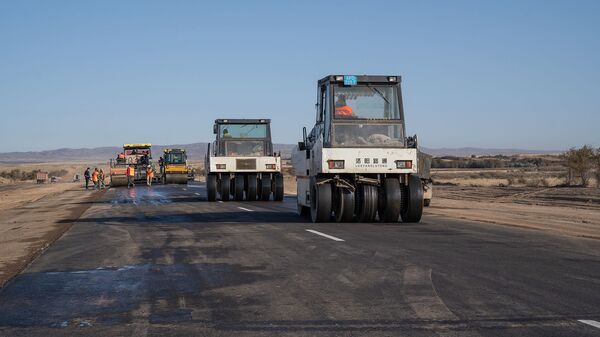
[234,175,244,201]
[334,188,354,222]
[356,184,378,222]
[207,174,217,201]
[401,175,424,223]
[220,174,231,201]
[246,174,257,201]
[379,178,402,222]
[259,175,271,201]
[274,173,284,201]
[310,178,332,223]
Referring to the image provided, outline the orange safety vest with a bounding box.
[146,168,154,178]
[335,105,353,116]
[92,172,98,182]
[127,167,135,177]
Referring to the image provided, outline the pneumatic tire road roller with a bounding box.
[205,119,284,202]
[292,75,430,223]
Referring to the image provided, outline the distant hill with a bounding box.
[0,143,297,163]
[0,144,560,163]
[419,147,561,157]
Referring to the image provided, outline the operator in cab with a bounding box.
[223,128,232,138]
[335,95,353,117]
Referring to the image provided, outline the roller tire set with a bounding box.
[307,175,423,223]
[206,173,284,202]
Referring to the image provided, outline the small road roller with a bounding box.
[205,119,283,201]
[160,148,189,184]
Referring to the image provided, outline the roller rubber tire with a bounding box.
[379,178,402,223]
[207,174,217,201]
[310,177,332,223]
[220,174,231,201]
[234,175,244,201]
[259,175,271,201]
[246,174,257,201]
[401,175,424,223]
[297,203,310,216]
[334,188,355,223]
[356,184,378,222]
[274,173,284,201]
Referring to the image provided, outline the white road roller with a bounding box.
[205,119,284,201]
[292,75,429,223]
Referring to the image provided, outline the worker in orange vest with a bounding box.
[92,168,99,190]
[334,95,353,117]
[127,165,135,188]
[146,165,154,186]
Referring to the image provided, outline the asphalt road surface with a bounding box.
[0,183,599,337]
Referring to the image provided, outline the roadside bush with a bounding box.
[0,169,37,181]
[562,145,595,186]
[595,148,600,188]
[48,169,68,177]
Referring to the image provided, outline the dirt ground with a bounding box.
[0,162,108,287]
[428,185,600,239]
[0,183,104,287]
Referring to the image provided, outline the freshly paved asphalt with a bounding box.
[0,183,599,336]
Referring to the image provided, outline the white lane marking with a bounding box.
[238,207,254,212]
[305,229,345,242]
[194,193,201,196]
[218,200,223,203]
[579,320,600,329]
[188,185,203,188]
[182,188,187,191]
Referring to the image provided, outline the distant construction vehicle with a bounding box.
[110,143,153,187]
[160,148,189,184]
[205,119,283,201]
[292,75,430,223]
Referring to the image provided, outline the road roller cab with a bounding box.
[205,119,284,201]
[161,148,189,184]
[292,75,428,223]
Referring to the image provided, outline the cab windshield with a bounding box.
[332,123,404,147]
[330,84,404,147]
[333,85,400,119]
[165,152,185,164]
[221,141,266,156]
[219,124,268,139]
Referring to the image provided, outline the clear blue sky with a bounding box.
[1,0,599,152]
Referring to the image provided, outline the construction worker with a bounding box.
[127,164,135,188]
[98,169,105,189]
[92,168,99,190]
[146,165,154,186]
[84,168,91,190]
[223,128,231,138]
[335,95,353,117]
[117,153,125,164]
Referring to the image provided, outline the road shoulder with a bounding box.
[0,187,105,287]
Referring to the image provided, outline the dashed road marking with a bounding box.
[188,185,202,188]
[218,201,223,203]
[238,207,254,212]
[305,229,345,242]
[194,193,201,196]
[182,188,187,191]
[579,320,600,329]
